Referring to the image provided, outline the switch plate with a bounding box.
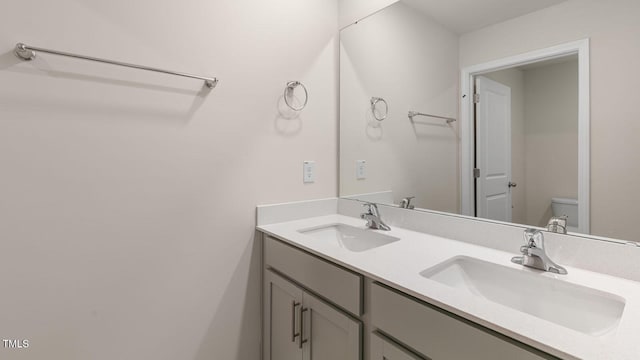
[303,161,315,183]
[356,160,366,180]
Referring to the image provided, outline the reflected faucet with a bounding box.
[400,196,415,209]
[511,229,568,275]
[360,203,391,231]
[547,216,568,234]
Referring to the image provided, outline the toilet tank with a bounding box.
[551,197,579,227]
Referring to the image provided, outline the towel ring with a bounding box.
[284,81,308,111]
[371,97,388,121]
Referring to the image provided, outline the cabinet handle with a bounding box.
[299,307,309,349]
[291,301,300,342]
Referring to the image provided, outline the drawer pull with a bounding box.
[292,301,301,342]
[299,307,309,349]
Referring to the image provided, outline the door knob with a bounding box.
[508,182,517,188]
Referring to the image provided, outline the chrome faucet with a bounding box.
[511,229,567,275]
[400,196,415,209]
[360,203,391,231]
[547,216,568,234]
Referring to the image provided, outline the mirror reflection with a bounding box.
[476,58,579,231]
[339,0,639,242]
[340,0,460,214]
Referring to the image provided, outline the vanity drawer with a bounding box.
[370,283,557,360]
[264,235,363,316]
[371,331,426,360]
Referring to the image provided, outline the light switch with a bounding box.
[303,161,315,183]
[356,160,366,180]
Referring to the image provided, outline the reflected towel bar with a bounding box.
[14,42,218,89]
[408,111,456,123]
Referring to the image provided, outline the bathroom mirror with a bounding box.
[339,0,640,243]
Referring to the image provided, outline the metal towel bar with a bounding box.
[14,42,218,89]
[408,111,456,123]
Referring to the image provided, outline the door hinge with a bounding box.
[473,93,480,103]
[473,168,480,178]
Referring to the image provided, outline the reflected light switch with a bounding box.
[356,160,366,180]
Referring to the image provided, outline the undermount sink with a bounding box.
[298,224,400,252]
[420,256,626,336]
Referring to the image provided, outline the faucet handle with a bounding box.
[523,228,544,248]
[515,228,567,275]
[362,202,378,215]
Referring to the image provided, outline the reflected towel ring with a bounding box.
[284,81,308,111]
[371,97,388,121]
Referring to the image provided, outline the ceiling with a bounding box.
[401,0,568,34]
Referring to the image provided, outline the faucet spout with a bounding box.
[547,216,568,234]
[511,229,567,275]
[360,203,391,231]
[400,196,415,209]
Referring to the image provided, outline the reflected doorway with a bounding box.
[461,40,590,234]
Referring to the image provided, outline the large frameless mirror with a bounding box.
[339,0,640,244]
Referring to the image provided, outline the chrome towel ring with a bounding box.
[371,97,388,121]
[284,81,308,111]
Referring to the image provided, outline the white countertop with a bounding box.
[258,214,640,360]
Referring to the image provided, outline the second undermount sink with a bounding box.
[420,256,626,337]
[298,224,400,252]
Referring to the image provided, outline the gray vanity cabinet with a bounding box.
[261,234,557,360]
[264,269,361,360]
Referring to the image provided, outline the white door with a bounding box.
[475,76,513,222]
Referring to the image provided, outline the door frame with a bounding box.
[460,39,590,234]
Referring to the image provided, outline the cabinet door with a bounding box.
[371,332,425,360]
[302,291,361,360]
[264,270,304,360]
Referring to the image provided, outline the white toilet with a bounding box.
[551,197,579,232]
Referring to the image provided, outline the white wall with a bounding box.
[484,69,526,225]
[523,60,579,227]
[0,1,338,359]
[340,2,459,212]
[460,0,640,240]
[338,0,398,29]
